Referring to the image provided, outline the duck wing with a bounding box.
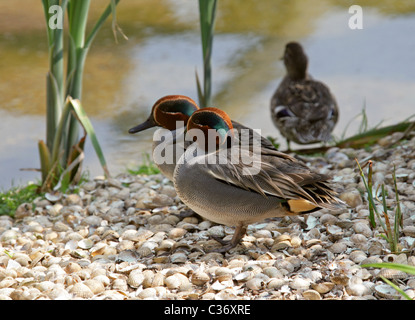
[273,79,338,122]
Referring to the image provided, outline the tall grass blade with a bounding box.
[195,70,204,107]
[355,159,387,232]
[367,161,376,228]
[38,140,51,186]
[69,98,111,178]
[46,71,63,151]
[392,167,403,230]
[362,263,415,276]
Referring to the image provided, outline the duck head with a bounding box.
[283,42,308,80]
[128,95,199,133]
[186,107,234,151]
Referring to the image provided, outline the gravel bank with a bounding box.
[1,133,415,300]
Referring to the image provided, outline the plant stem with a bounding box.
[198,0,217,108]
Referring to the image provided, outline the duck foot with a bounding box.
[209,225,247,253]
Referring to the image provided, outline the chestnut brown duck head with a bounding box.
[270,42,339,150]
[128,95,200,180]
[129,95,200,133]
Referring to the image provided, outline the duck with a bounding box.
[174,107,344,252]
[128,95,200,180]
[270,41,339,150]
[129,95,276,180]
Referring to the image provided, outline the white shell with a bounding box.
[70,282,94,299]
[128,270,145,288]
[191,271,210,286]
[374,284,401,299]
[164,273,190,291]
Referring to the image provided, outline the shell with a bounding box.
[403,226,415,237]
[170,252,187,264]
[83,279,105,294]
[191,271,210,286]
[168,228,187,239]
[111,278,128,291]
[245,278,264,291]
[207,226,226,238]
[353,222,372,237]
[70,282,94,299]
[289,277,310,290]
[78,239,94,250]
[0,277,17,289]
[346,276,371,296]
[374,284,401,299]
[65,262,82,274]
[93,275,111,287]
[311,282,335,294]
[234,271,254,282]
[215,289,238,300]
[328,242,347,254]
[164,273,191,291]
[271,240,292,251]
[267,278,286,289]
[349,250,367,264]
[302,289,321,300]
[156,239,176,252]
[45,192,62,203]
[211,280,228,291]
[138,287,157,299]
[215,267,233,282]
[151,272,165,287]
[377,268,407,280]
[127,270,145,288]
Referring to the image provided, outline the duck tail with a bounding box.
[288,181,346,213]
[287,199,320,213]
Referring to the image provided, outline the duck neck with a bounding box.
[287,65,307,80]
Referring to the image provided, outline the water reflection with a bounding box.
[1,1,415,189]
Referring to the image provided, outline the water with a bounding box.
[1,1,415,190]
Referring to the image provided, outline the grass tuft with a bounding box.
[0,183,41,217]
[127,153,160,176]
[356,159,403,254]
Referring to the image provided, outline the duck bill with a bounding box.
[128,117,157,134]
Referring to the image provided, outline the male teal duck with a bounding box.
[129,95,276,180]
[128,95,200,180]
[270,42,339,150]
[174,107,344,252]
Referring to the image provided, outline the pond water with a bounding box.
[1,0,415,190]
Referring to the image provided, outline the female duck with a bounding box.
[270,42,339,150]
[174,107,344,252]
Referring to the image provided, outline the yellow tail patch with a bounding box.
[287,199,318,213]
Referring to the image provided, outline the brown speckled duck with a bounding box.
[270,42,339,150]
